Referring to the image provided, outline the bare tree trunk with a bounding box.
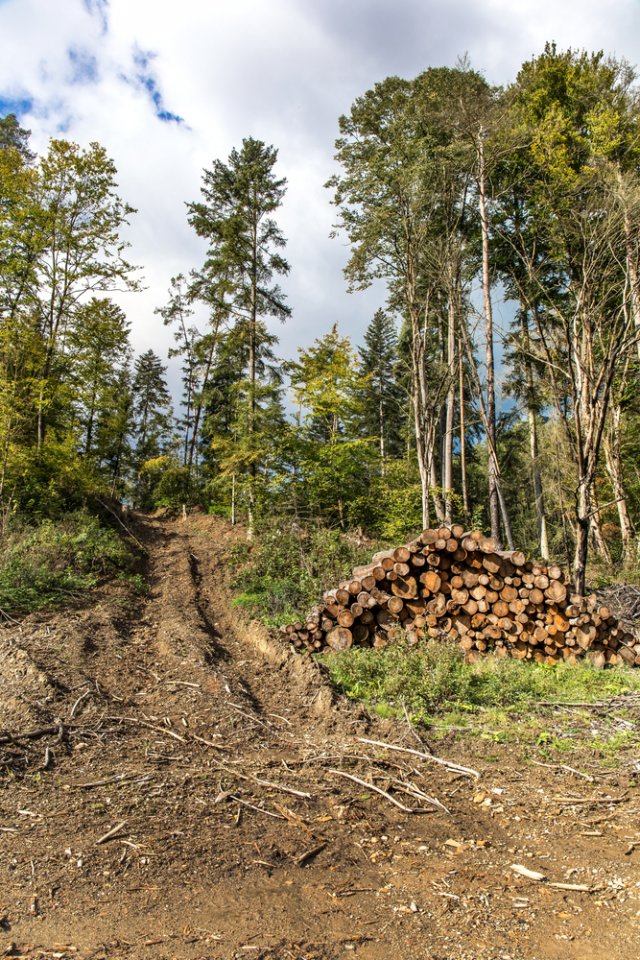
[617,169,640,364]
[231,473,237,526]
[410,331,430,530]
[186,327,221,477]
[588,485,612,564]
[604,403,636,565]
[458,341,469,523]
[574,479,590,596]
[247,216,258,542]
[431,456,446,524]
[523,308,549,560]
[442,296,456,525]
[528,407,549,560]
[476,130,501,545]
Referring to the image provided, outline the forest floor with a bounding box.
[1,513,640,960]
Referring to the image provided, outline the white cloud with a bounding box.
[1,0,640,399]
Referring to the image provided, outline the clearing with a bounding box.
[1,513,639,960]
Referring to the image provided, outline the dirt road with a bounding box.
[1,514,639,959]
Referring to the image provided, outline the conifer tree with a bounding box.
[186,138,290,536]
[357,309,405,461]
[131,351,173,466]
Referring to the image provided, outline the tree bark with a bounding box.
[442,294,456,525]
[604,402,636,565]
[458,339,469,523]
[522,308,549,560]
[476,129,501,545]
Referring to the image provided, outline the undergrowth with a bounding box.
[230,518,381,626]
[324,640,640,725]
[0,510,134,615]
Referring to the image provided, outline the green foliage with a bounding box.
[8,437,102,518]
[287,324,376,527]
[0,125,140,513]
[0,510,132,614]
[231,516,379,625]
[187,138,290,531]
[325,640,640,724]
[356,309,406,458]
[348,458,423,540]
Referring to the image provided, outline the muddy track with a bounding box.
[1,514,640,960]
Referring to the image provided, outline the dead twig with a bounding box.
[0,723,66,744]
[530,759,594,782]
[96,820,129,845]
[105,716,187,742]
[400,698,433,753]
[225,700,271,729]
[227,795,285,820]
[69,690,92,719]
[552,794,628,806]
[389,776,450,814]
[328,768,420,814]
[67,772,153,790]
[189,733,226,750]
[356,737,479,779]
[295,842,328,866]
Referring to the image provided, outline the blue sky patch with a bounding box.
[68,46,99,84]
[126,46,185,125]
[82,0,109,33]
[0,94,34,118]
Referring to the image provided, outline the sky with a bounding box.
[1,0,640,397]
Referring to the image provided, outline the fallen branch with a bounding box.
[390,776,450,814]
[228,795,285,820]
[68,772,152,790]
[296,842,328,866]
[95,497,148,553]
[356,737,479,779]
[0,723,66,744]
[105,716,187,742]
[96,820,129,845]
[530,759,594,782]
[328,768,418,814]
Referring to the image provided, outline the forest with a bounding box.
[1,43,640,603]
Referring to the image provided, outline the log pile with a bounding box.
[280,525,640,668]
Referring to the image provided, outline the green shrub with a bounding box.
[324,640,640,723]
[231,517,381,626]
[0,510,133,615]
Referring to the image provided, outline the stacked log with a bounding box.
[280,525,640,668]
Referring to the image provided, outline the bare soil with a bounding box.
[1,514,640,960]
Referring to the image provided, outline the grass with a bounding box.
[323,640,640,764]
[0,510,135,615]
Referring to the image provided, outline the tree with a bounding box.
[356,309,405,461]
[157,273,225,482]
[508,45,640,590]
[0,113,34,161]
[329,75,448,528]
[131,350,173,505]
[67,297,130,457]
[0,131,138,510]
[32,139,140,449]
[186,137,290,536]
[289,325,372,527]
